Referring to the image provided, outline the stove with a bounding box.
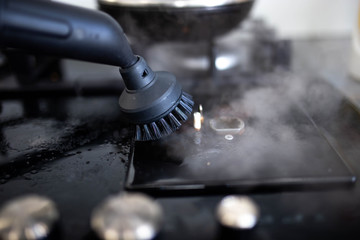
[1,15,360,240]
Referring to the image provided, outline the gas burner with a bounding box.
[139,19,291,87]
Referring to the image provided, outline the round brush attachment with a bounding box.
[119,56,194,141]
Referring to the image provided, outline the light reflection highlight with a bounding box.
[215,55,238,71]
[193,112,202,131]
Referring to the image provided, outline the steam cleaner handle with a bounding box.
[0,0,137,68]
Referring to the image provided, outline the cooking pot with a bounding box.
[98,0,254,42]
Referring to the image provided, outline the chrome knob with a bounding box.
[216,195,260,230]
[91,193,163,240]
[0,195,59,240]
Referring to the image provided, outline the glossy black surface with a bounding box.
[0,97,132,239]
[126,83,355,192]
[1,37,360,240]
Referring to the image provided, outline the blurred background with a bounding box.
[55,0,359,39]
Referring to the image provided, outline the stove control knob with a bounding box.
[0,195,59,240]
[216,195,260,230]
[91,193,163,240]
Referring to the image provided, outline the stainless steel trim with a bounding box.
[209,117,245,135]
[98,0,252,8]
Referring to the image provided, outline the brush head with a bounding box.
[134,91,193,141]
[119,56,194,141]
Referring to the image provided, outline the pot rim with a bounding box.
[98,0,252,8]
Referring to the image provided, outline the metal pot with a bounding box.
[98,0,254,42]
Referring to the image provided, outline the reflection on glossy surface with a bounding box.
[215,55,239,71]
[224,135,234,141]
[193,112,202,131]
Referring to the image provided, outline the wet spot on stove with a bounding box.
[22,173,32,181]
[1,119,132,180]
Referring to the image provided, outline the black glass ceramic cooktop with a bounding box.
[126,77,356,193]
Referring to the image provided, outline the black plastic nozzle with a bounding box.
[119,56,183,124]
[0,0,137,68]
[0,0,194,141]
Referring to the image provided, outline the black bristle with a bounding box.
[134,92,194,141]
[167,112,182,129]
[174,107,188,121]
[179,99,192,114]
[159,118,173,135]
[142,124,152,141]
[150,122,162,139]
[181,92,193,103]
[135,125,142,141]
